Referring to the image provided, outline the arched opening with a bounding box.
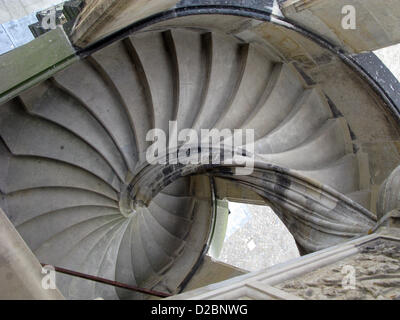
[211,201,300,272]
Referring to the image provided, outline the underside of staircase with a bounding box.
[0,2,400,300]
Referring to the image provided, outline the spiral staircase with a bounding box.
[0,27,377,299]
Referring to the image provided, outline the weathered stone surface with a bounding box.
[71,0,179,46]
[277,239,400,300]
[281,0,400,53]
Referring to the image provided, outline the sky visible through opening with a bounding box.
[216,202,300,272]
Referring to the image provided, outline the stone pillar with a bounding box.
[0,209,64,299]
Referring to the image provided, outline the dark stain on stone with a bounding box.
[218,167,234,176]
[162,166,174,176]
[274,172,291,198]
[177,0,275,12]
[293,62,316,86]
[201,164,215,173]
[347,124,357,141]
[162,171,183,188]
[227,19,253,35]
[313,52,334,65]
[325,94,343,118]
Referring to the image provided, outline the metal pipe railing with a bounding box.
[41,263,171,298]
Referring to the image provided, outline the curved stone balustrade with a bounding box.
[129,149,376,254]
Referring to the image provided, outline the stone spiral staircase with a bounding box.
[0,28,373,299]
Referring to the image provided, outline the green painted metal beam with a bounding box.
[0,26,78,104]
